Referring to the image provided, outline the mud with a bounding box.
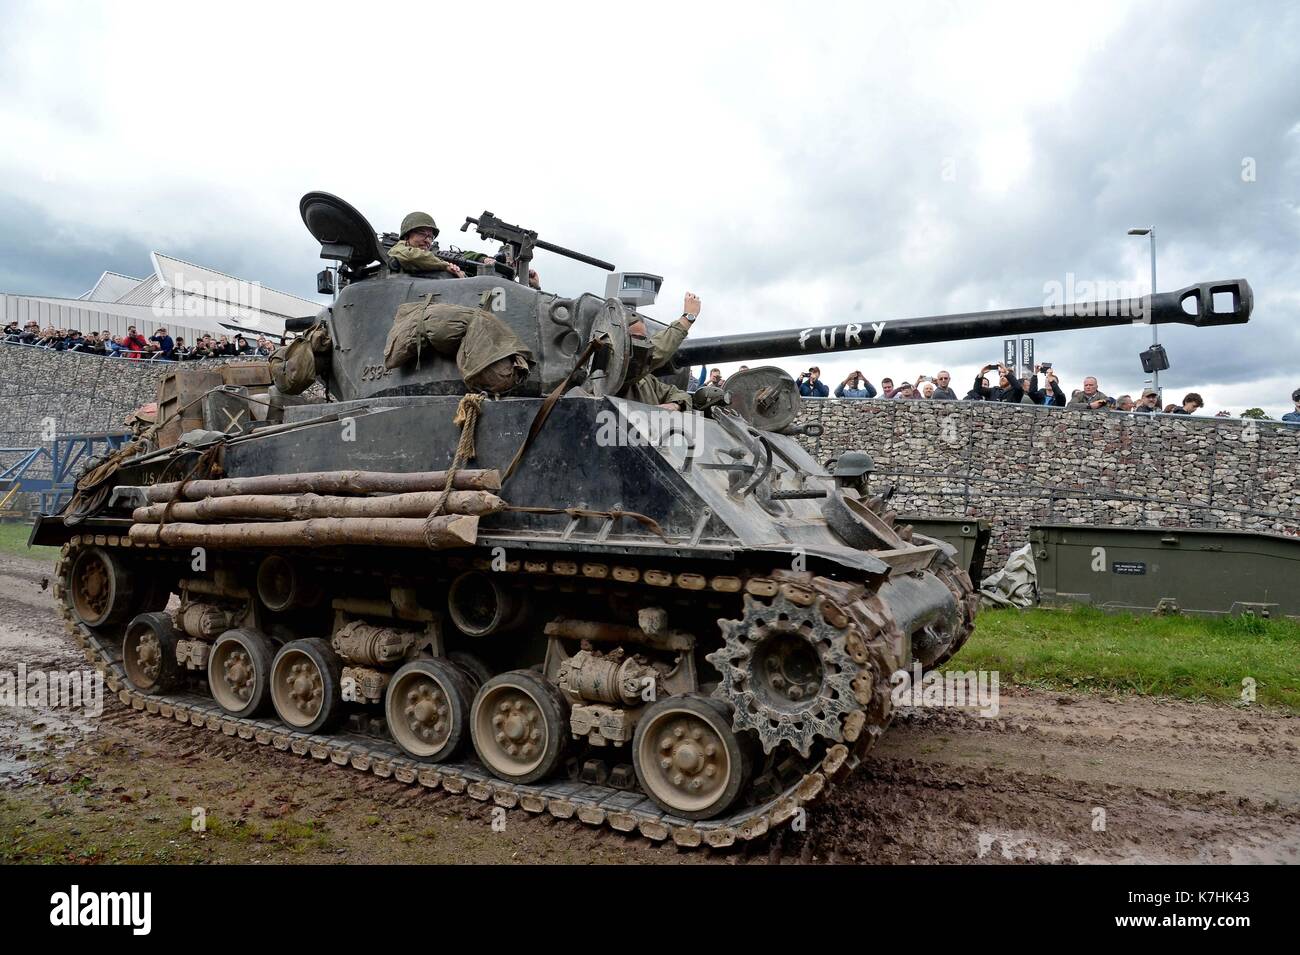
[1,550,1296,864]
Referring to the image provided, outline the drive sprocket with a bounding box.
[706,590,859,757]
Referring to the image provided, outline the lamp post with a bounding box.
[1128,227,1158,397]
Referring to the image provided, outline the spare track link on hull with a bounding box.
[54,535,904,849]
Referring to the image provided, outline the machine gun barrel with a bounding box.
[673,279,1252,367]
[461,212,615,272]
[532,237,615,271]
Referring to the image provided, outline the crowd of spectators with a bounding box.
[3,321,277,361]
[683,360,1298,424]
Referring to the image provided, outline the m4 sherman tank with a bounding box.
[35,192,1253,845]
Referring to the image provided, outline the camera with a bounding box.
[1039,361,1052,370]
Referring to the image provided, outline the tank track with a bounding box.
[54,533,910,848]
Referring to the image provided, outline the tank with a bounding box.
[33,192,1254,846]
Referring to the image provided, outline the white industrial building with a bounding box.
[1,252,322,345]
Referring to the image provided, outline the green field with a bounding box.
[0,522,60,562]
[950,604,1300,710]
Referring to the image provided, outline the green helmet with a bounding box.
[399,211,438,240]
[832,451,875,478]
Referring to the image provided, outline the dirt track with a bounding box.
[1,549,1296,864]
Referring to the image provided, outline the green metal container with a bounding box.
[1030,524,1300,619]
[901,516,992,583]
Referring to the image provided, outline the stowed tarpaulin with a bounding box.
[383,298,533,394]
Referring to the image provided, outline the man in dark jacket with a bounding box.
[930,370,958,400]
[1133,388,1160,413]
[1024,368,1067,406]
[1169,392,1203,415]
[972,364,1024,403]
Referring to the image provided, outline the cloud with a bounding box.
[0,0,1297,415]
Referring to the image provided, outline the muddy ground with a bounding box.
[1,549,1297,864]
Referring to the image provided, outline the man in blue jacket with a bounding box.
[1281,388,1300,425]
[835,371,876,398]
[797,366,829,397]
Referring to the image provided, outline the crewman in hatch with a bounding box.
[388,212,466,277]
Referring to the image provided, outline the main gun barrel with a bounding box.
[673,279,1252,367]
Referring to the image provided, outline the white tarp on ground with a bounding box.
[979,543,1038,608]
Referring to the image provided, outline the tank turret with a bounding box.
[298,192,1251,410]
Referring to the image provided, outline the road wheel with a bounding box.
[633,694,750,820]
[270,638,344,734]
[208,629,275,717]
[122,612,184,695]
[68,546,135,630]
[385,658,474,762]
[470,669,569,784]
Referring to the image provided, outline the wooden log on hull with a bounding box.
[132,490,505,523]
[127,515,479,549]
[144,469,501,503]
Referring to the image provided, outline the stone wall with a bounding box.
[0,343,170,455]
[795,398,1300,566]
[0,343,262,484]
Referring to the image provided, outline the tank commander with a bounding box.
[388,212,466,278]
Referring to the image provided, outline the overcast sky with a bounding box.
[1,0,1297,415]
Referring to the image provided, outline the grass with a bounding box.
[0,522,60,562]
[947,604,1300,710]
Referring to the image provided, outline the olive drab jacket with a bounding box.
[613,318,692,408]
[389,240,455,274]
[649,320,689,371]
[620,372,691,410]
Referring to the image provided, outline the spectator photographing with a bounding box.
[1024,366,1066,406]
[972,364,1024,403]
[150,327,175,360]
[123,325,148,359]
[798,366,829,397]
[835,371,876,398]
[1066,376,1110,410]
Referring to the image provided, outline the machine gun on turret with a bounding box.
[460,211,616,283]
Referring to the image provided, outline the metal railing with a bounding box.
[1,432,132,513]
[1,337,271,362]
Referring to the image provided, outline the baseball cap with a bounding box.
[1141,388,1158,398]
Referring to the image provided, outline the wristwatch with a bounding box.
[681,312,696,324]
